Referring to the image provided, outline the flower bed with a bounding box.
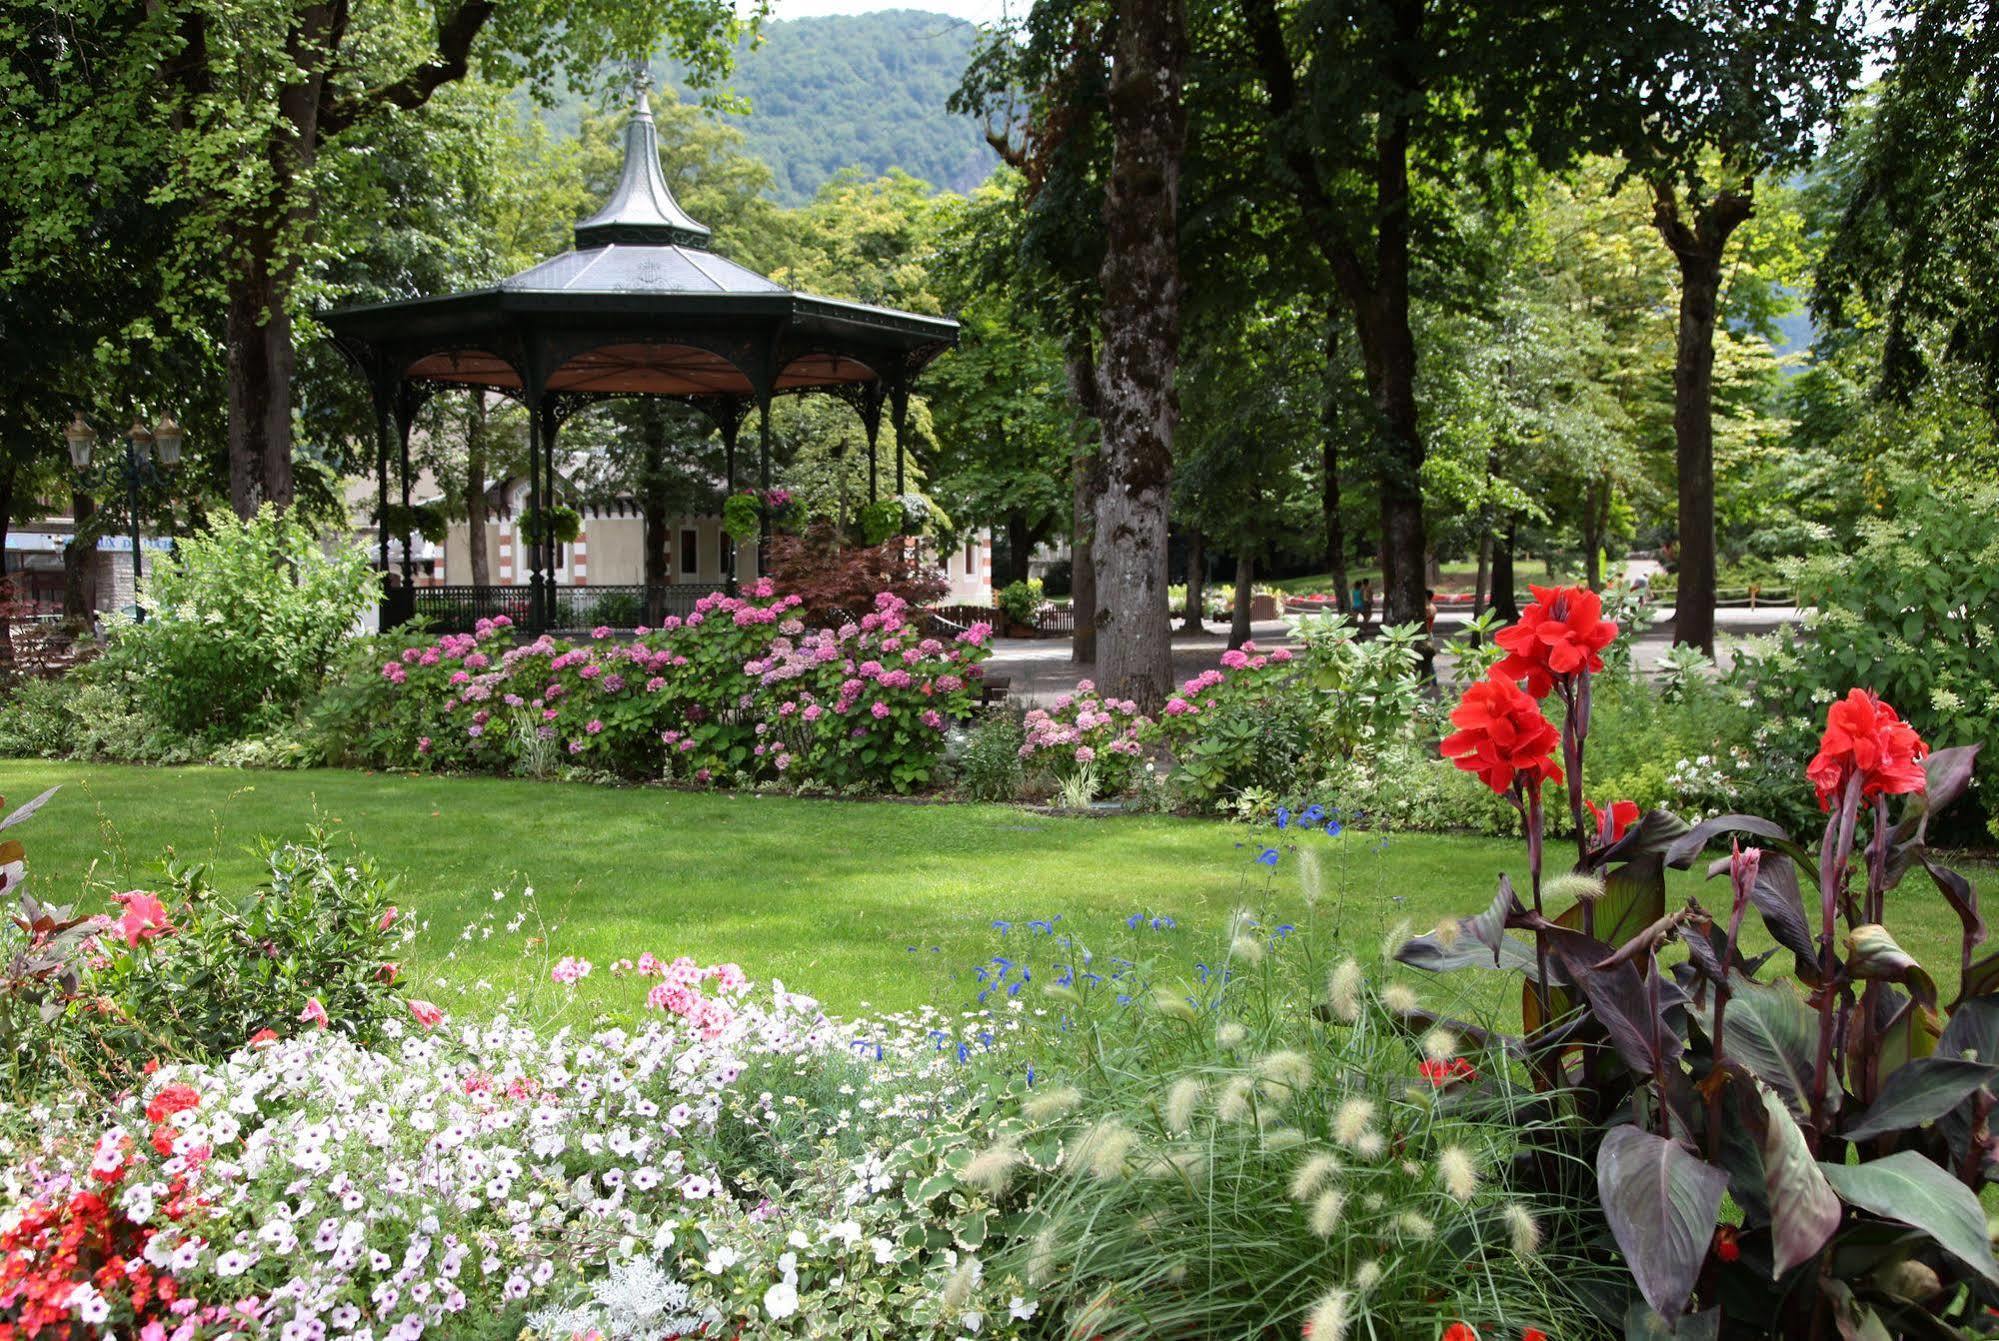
[368,582,991,793]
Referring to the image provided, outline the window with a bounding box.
[965,540,977,573]
[680,528,698,578]
[716,530,729,577]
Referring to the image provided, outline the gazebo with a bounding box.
[325,78,959,631]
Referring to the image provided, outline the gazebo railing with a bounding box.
[408,583,726,634]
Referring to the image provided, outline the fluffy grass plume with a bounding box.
[1216,1020,1248,1049]
[1332,1097,1376,1148]
[1023,1086,1083,1123]
[1216,1074,1257,1125]
[1326,958,1364,1023]
[961,1142,1022,1196]
[1505,1203,1543,1257]
[1380,983,1420,1015]
[1255,1048,1312,1099]
[1304,1286,1352,1341]
[1419,1026,1458,1062]
[1289,1151,1342,1202]
[1066,1119,1139,1180]
[1438,1144,1480,1200]
[1307,1188,1347,1238]
[1164,1075,1205,1132]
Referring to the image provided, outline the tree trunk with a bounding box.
[1230,553,1254,650]
[464,392,491,586]
[1321,315,1350,613]
[1474,521,1493,616]
[1492,521,1519,623]
[1006,512,1032,586]
[1091,0,1186,709]
[1065,335,1102,666]
[1653,181,1751,656]
[62,492,97,630]
[1181,529,1206,633]
[1582,481,1604,592]
[0,464,14,664]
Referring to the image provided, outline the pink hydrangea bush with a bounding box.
[1018,680,1151,795]
[1156,641,1295,733]
[360,583,991,794]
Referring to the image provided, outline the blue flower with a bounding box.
[1149,915,1177,931]
[991,920,1011,935]
[1300,804,1326,826]
[1276,806,1291,830]
[1025,1063,1036,1086]
[1027,916,1061,935]
[1126,912,1143,929]
[1325,820,1343,837]
[1256,847,1281,867]
[1273,923,1296,939]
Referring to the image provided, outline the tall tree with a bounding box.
[1225,0,1591,629]
[1583,0,1864,651]
[1820,0,1999,408]
[1090,0,1188,705]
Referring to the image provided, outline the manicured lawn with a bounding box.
[3,761,1990,1021]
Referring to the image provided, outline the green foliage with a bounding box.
[96,508,374,741]
[720,491,762,543]
[1731,482,1999,834]
[971,914,1609,1339]
[954,711,1026,803]
[994,579,1043,627]
[2,820,404,1096]
[519,504,582,545]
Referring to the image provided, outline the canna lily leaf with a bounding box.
[1665,813,1791,869]
[1598,1125,1729,1322]
[1843,1058,1999,1143]
[1705,850,1817,978]
[1740,1078,1840,1277]
[1938,996,1999,1063]
[1714,975,1822,1117]
[1623,1302,1719,1340]
[1846,924,1937,1010]
[0,786,58,833]
[1820,1151,1999,1284]
[1562,852,1667,950]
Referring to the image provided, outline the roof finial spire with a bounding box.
[572,58,712,250]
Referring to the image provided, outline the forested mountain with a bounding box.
[642,10,999,204]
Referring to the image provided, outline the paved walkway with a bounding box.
[983,605,1804,705]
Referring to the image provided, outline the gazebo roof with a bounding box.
[325,82,957,406]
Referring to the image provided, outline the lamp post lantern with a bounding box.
[60,412,181,623]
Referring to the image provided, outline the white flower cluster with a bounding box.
[0,982,1038,1340]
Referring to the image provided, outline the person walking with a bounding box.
[1358,578,1374,627]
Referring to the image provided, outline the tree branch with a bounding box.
[320,1,496,138]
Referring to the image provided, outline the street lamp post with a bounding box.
[62,412,182,624]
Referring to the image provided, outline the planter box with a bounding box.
[1249,593,1279,621]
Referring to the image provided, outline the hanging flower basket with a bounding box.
[520,505,581,545]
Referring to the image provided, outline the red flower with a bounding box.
[1443,1326,1480,1341]
[1419,1057,1478,1085]
[408,998,446,1029]
[1523,1332,1548,1341]
[247,1028,279,1047]
[1587,799,1640,844]
[113,891,171,948]
[1440,672,1564,796]
[1712,1225,1740,1263]
[1805,689,1929,811]
[143,1083,200,1125]
[1493,584,1619,697]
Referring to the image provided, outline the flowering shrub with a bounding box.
[1401,582,1994,1334]
[3,826,407,1094]
[348,582,990,794]
[1017,680,1149,795]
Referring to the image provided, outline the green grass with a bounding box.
[2,761,1990,1023]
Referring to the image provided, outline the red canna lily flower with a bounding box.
[1586,799,1640,844]
[1805,689,1928,811]
[1419,1057,1478,1085]
[1492,584,1619,698]
[1522,1331,1549,1341]
[1713,1225,1740,1263]
[1440,671,1564,797]
[1443,1325,1480,1341]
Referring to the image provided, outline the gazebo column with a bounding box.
[372,385,396,627]
[889,380,910,499]
[395,389,419,592]
[756,394,773,579]
[719,412,741,595]
[525,392,546,630]
[539,399,564,628]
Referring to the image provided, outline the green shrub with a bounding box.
[97,507,375,741]
[1729,480,1999,837]
[956,709,1026,801]
[0,677,81,757]
[995,578,1043,626]
[4,829,406,1095]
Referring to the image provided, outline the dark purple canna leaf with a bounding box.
[1543,926,1682,1075]
[1740,1079,1841,1276]
[1596,807,1694,870]
[1712,974,1822,1117]
[1938,996,1999,1062]
[1597,1126,1730,1321]
[1820,1151,1999,1284]
[1665,813,1792,869]
[1705,850,1817,977]
[1843,1058,1999,1142]
[0,786,58,834]
[1923,858,1985,989]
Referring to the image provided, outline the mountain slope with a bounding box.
[660,10,1000,204]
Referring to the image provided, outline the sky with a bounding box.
[760,0,1014,25]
